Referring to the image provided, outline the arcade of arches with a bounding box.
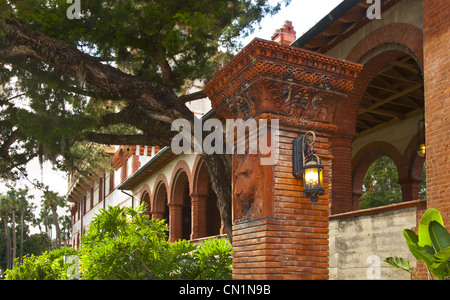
[138,157,223,242]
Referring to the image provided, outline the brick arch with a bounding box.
[336,23,424,137]
[191,155,210,195]
[169,159,192,205]
[138,184,152,203]
[346,23,424,69]
[138,184,152,213]
[151,173,169,213]
[352,141,402,196]
[190,155,222,239]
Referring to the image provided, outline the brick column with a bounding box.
[151,210,164,220]
[205,39,362,279]
[423,0,450,228]
[168,203,183,242]
[330,134,355,214]
[399,177,421,203]
[190,193,208,240]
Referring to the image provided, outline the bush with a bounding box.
[5,204,233,280]
[80,204,232,280]
[4,247,79,280]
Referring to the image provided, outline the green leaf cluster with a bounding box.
[4,204,233,280]
[80,204,232,280]
[4,246,79,280]
[0,0,287,178]
[385,208,450,280]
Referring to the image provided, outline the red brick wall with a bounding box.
[232,127,331,279]
[423,0,450,229]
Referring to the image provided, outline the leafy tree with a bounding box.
[0,0,290,241]
[21,232,52,257]
[359,156,402,209]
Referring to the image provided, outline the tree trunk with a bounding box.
[19,208,24,263]
[2,215,11,270]
[203,153,233,242]
[51,205,61,249]
[11,208,16,269]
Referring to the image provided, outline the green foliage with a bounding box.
[4,204,233,280]
[3,204,231,279]
[190,237,233,280]
[385,208,450,280]
[80,204,232,280]
[384,257,418,280]
[360,156,403,209]
[4,246,79,280]
[0,0,287,178]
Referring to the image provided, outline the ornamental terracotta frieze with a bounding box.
[204,38,363,125]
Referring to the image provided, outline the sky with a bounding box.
[240,0,343,45]
[0,0,344,233]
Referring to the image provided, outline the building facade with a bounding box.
[67,0,449,280]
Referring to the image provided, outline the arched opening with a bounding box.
[191,158,221,238]
[182,181,191,240]
[356,53,424,136]
[153,181,169,225]
[141,192,151,217]
[350,50,425,211]
[206,183,221,236]
[359,155,402,209]
[171,170,191,241]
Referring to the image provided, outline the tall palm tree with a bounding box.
[10,188,33,263]
[0,195,12,270]
[5,191,17,268]
[60,214,72,246]
[41,189,66,248]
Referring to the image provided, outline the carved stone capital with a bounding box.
[205,38,362,126]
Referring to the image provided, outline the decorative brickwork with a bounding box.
[205,39,362,279]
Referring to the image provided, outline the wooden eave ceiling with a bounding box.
[295,0,424,135]
[300,1,371,53]
[356,55,424,135]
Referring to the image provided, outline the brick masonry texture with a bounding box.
[423,0,450,229]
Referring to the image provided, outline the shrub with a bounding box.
[81,204,232,280]
[5,205,233,280]
[4,247,79,280]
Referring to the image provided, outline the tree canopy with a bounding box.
[0,0,289,239]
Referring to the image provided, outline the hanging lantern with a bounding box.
[417,119,426,158]
[293,131,325,207]
[417,143,426,158]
